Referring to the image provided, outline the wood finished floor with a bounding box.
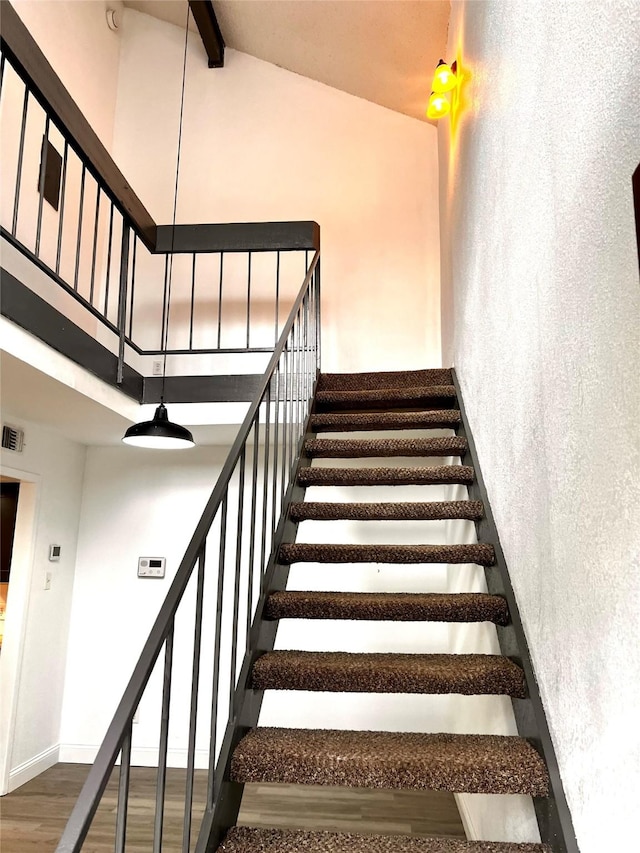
[1,763,465,852]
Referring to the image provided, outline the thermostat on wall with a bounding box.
[49,545,61,561]
[138,557,166,578]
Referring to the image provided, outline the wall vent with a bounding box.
[2,424,25,453]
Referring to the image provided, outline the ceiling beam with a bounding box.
[188,0,225,68]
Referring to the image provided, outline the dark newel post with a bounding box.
[117,225,130,385]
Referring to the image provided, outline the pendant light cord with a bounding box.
[161,6,191,402]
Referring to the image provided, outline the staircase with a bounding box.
[213,368,561,853]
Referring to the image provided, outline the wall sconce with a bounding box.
[427,59,458,120]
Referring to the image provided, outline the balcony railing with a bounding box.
[0,4,319,398]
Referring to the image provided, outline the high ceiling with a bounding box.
[123,1,451,122]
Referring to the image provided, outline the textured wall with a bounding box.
[439,2,640,850]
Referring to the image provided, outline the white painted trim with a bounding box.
[60,744,211,770]
[0,467,41,796]
[7,744,59,793]
[454,793,477,840]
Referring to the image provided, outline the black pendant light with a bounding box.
[122,403,194,449]
[122,7,194,450]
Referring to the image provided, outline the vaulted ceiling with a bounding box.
[123,1,451,122]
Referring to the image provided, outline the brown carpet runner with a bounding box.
[250,651,526,697]
[298,465,474,487]
[279,543,495,566]
[230,728,550,796]
[304,437,467,458]
[264,591,510,625]
[310,410,461,432]
[316,386,457,411]
[290,501,484,522]
[218,828,551,852]
[317,368,454,391]
[218,826,551,853]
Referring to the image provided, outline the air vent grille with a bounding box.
[2,424,25,453]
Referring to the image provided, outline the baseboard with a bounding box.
[7,744,59,793]
[454,793,477,840]
[59,743,210,769]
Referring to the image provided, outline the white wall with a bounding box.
[112,8,441,373]
[0,417,86,791]
[11,0,123,150]
[60,443,227,765]
[439,2,640,850]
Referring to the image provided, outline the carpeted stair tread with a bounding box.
[218,827,551,852]
[264,591,510,625]
[279,543,495,566]
[304,437,467,458]
[290,501,484,522]
[310,410,461,432]
[230,728,550,796]
[250,651,526,697]
[298,465,474,487]
[317,368,454,392]
[316,386,457,411]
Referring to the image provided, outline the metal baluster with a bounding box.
[117,226,130,385]
[189,253,196,351]
[128,235,137,339]
[288,336,295,484]
[102,203,114,316]
[246,251,252,349]
[247,415,260,641]
[217,252,224,349]
[207,496,228,810]
[281,348,290,502]
[183,544,206,853]
[153,626,174,853]
[316,260,322,371]
[73,164,86,291]
[271,366,281,539]
[229,451,245,719]
[54,141,68,275]
[295,309,302,448]
[303,293,309,414]
[160,255,169,351]
[115,725,132,853]
[89,184,101,304]
[274,250,280,345]
[260,384,271,587]
[34,115,50,257]
[11,86,29,236]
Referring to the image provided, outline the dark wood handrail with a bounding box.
[155,221,321,253]
[0,1,157,249]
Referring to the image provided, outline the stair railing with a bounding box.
[56,251,320,853]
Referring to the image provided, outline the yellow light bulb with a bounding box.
[432,59,457,94]
[426,91,450,120]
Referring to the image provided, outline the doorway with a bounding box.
[1,481,21,646]
[0,469,39,795]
